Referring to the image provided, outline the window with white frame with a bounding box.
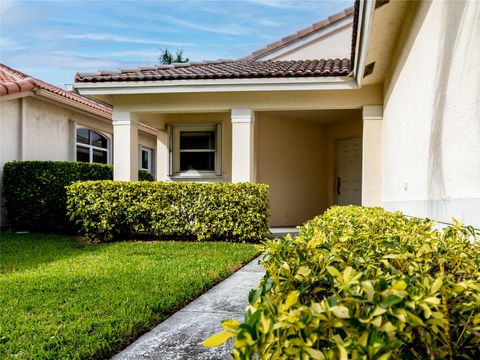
[76,128,109,164]
[141,147,153,173]
[171,124,221,177]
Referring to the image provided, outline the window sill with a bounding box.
[169,172,224,182]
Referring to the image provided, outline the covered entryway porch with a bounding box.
[255,109,364,226]
[110,96,383,227]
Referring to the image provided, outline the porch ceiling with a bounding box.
[135,109,362,129]
[258,109,362,123]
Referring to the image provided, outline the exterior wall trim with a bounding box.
[362,105,383,119]
[383,198,480,230]
[353,0,376,87]
[75,77,357,95]
[231,108,256,124]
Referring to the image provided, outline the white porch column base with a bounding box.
[113,111,138,181]
[362,105,383,206]
[156,129,169,181]
[231,108,255,183]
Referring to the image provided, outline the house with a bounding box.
[0,64,158,226]
[72,0,480,229]
[0,0,473,231]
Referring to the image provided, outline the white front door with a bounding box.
[337,137,362,206]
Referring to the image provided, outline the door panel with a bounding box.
[337,137,362,206]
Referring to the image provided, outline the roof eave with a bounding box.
[352,0,376,88]
[74,76,356,98]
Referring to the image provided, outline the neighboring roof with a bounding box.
[0,64,158,132]
[75,58,351,83]
[0,63,112,115]
[243,6,354,61]
[138,123,158,132]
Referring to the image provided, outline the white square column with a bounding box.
[156,129,169,181]
[112,111,138,181]
[231,108,255,183]
[362,105,383,206]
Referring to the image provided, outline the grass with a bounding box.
[0,233,258,359]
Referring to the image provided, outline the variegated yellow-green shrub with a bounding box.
[203,206,480,359]
[66,181,269,242]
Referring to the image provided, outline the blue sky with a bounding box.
[0,0,352,87]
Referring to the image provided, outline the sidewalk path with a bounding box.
[112,256,265,360]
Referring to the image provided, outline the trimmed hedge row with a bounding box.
[66,181,270,242]
[204,206,480,359]
[2,161,153,231]
[2,161,112,230]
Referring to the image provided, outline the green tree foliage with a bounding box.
[159,48,189,64]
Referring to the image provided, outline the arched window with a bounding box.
[76,128,109,164]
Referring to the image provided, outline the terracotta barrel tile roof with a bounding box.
[75,59,351,83]
[138,123,158,132]
[0,63,112,115]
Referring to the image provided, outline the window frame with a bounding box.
[170,124,222,179]
[140,146,153,173]
[75,127,111,164]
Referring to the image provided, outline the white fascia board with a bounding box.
[353,0,376,87]
[0,91,34,102]
[74,76,357,96]
[254,16,353,61]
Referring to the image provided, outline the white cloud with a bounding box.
[106,50,161,58]
[0,36,26,50]
[243,0,295,9]
[158,15,251,36]
[244,0,352,10]
[63,33,193,47]
[256,18,282,27]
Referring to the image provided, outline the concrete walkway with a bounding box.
[268,227,299,239]
[112,256,265,360]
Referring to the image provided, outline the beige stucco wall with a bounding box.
[0,98,21,166]
[0,95,156,226]
[256,111,362,227]
[139,133,156,150]
[256,113,328,226]
[270,23,353,61]
[382,1,480,227]
[0,98,22,225]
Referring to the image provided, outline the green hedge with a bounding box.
[139,169,154,181]
[66,181,270,242]
[2,161,154,231]
[204,206,480,359]
[2,161,112,231]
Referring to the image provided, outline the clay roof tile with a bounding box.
[75,59,352,83]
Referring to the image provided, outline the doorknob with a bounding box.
[337,177,341,195]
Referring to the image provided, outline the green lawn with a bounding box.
[0,233,257,359]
